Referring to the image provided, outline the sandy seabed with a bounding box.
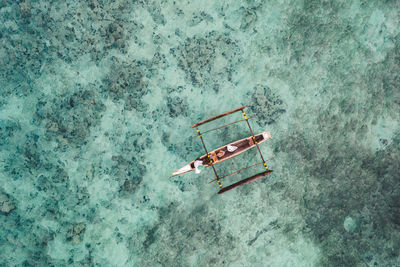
[1,0,399,266]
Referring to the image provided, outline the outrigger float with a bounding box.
[172,106,273,194]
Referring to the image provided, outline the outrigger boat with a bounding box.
[172,106,273,194]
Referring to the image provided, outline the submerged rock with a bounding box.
[0,191,16,215]
[67,223,86,245]
[240,8,257,31]
[343,216,357,233]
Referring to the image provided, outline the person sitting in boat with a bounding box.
[217,150,225,158]
[194,160,203,174]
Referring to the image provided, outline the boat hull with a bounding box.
[172,131,271,176]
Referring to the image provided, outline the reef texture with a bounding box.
[0,0,399,266]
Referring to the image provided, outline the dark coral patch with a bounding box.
[0,119,21,146]
[112,155,146,195]
[248,85,286,125]
[171,32,242,92]
[103,57,150,111]
[34,89,105,148]
[166,96,189,118]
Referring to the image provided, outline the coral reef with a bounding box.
[248,85,286,125]
[34,89,105,148]
[171,31,242,92]
[166,96,189,118]
[0,119,21,146]
[102,57,150,111]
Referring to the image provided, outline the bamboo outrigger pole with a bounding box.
[193,116,256,136]
[218,170,273,194]
[191,106,247,128]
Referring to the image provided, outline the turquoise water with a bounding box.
[1,0,399,266]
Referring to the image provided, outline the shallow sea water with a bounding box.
[1,0,400,266]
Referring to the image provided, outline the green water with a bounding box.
[1,0,399,266]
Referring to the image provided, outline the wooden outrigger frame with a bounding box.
[176,105,273,194]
